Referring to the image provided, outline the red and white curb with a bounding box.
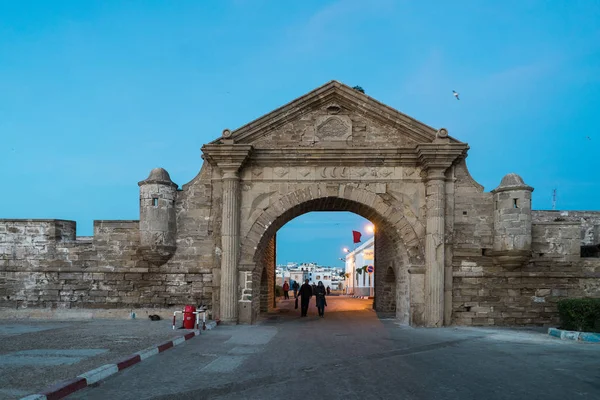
[20,320,219,400]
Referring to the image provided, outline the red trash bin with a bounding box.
[183,305,196,329]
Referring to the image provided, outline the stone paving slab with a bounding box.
[0,318,204,400]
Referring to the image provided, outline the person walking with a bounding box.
[298,279,313,317]
[292,281,299,299]
[326,286,331,295]
[315,281,327,318]
[282,281,290,300]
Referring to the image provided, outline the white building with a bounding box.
[275,262,344,290]
[344,237,375,296]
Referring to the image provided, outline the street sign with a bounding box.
[367,265,374,274]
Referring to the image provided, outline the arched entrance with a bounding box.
[201,80,468,327]
[238,190,418,326]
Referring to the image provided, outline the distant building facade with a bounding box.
[276,262,343,290]
[344,237,375,297]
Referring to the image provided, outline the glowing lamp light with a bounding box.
[366,224,375,234]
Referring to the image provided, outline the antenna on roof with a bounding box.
[552,189,557,210]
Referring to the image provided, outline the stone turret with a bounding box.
[137,168,178,265]
[491,173,534,269]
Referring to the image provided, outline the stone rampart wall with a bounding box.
[0,219,211,315]
[451,167,600,327]
[533,210,600,246]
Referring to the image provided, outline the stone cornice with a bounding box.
[201,144,253,172]
[415,143,469,171]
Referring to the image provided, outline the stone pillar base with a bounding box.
[238,301,253,324]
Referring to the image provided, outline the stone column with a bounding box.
[201,142,252,325]
[220,166,241,324]
[424,167,446,327]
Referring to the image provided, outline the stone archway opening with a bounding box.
[241,195,415,324]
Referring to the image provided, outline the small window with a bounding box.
[152,198,158,207]
[513,199,519,208]
[462,211,467,215]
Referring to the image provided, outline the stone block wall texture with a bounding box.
[533,210,600,246]
[263,236,276,312]
[451,165,600,327]
[0,218,214,314]
[374,231,401,315]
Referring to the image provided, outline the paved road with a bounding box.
[0,318,193,399]
[69,297,600,400]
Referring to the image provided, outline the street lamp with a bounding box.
[366,224,375,234]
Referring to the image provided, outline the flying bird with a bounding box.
[452,90,460,100]
[586,136,591,140]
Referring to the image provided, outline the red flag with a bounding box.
[352,230,362,243]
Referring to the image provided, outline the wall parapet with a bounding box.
[0,219,77,243]
[533,211,600,246]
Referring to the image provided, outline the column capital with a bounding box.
[425,167,447,182]
[201,144,253,176]
[416,143,468,176]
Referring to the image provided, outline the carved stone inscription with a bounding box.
[315,115,352,142]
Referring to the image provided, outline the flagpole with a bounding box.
[352,242,355,295]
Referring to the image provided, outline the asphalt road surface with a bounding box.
[69,297,600,400]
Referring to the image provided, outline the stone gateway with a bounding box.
[1,81,599,327]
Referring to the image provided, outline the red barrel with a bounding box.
[183,305,196,329]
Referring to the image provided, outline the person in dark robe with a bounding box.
[298,279,313,317]
[292,281,300,298]
[326,286,331,295]
[315,281,327,317]
[282,281,290,299]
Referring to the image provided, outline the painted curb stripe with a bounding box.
[579,332,600,343]
[20,323,217,400]
[116,354,141,370]
[184,332,196,340]
[41,377,87,400]
[78,364,119,385]
[135,346,159,360]
[548,328,600,343]
[157,341,174,353]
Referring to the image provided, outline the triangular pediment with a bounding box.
[210,81,462,148]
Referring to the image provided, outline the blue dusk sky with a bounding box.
[1,1,598,268]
